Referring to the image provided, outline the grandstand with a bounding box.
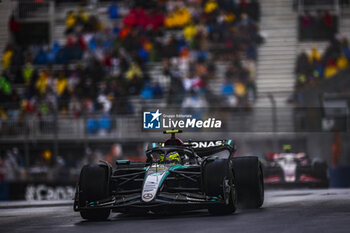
[0,0,263,118]
[256,0,296,105]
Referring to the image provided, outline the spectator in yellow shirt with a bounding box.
[225,12,236,23]
[65,11,76,34]
[56,72,68,96]
[204,0,218,14]
[126,63,143,80]
[235,81,247,97]
[1,47,13,70]
[165,7,191,28]
[77,7,89,24]
[183,23,197,42]
[308,46,321,63]
[35,70,50,94]
[336,53,349,70]
[324,57,338,79]
[22,63,34,86]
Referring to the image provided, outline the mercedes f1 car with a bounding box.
[73,130,264,220]
[262,148,329,187]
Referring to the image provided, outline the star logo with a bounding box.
[143,193,153,199]
[150,109,162,122]
[143,110,162,129]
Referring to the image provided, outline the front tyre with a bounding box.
[203,158,237,215]
[78,165,110,220]
[208,177,237,215]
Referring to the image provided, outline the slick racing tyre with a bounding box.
[313,161,329,188]
[312,161,328,179]
[203,158,237,215]
[79,165,110,220]
[233,156,264,208]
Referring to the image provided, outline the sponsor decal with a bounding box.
[163,118,221,129]
[142,166,168,202]
[187,141,223,148]
[143,109,222,130]
[154,140,227,148]
[150,172,162,176]
[143,193,154,199]
[25,185,74,201]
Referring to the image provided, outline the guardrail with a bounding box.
[0,106,295,141]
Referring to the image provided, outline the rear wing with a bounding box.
[188,140,236,158]
[149,139,236,157]
[184,140,234,149]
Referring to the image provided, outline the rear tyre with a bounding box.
[233,156,264,209]
[203,158,237,215]
[313,162,329,188]
[79,164,111,220]
[313,162,328,179]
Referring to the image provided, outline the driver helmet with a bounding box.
[283,144,292,153]
[160,152,181,164]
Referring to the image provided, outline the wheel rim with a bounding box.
[231,180,236,209]
[223,178,231,205]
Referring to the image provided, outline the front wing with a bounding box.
[263,166,328,186]
[74,190,225,211]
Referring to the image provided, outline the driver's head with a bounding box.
[160,152,181,164]
[283,144,292,153]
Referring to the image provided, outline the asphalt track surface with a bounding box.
[0,189,349,233]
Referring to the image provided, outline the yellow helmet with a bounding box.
[160,152,181,164]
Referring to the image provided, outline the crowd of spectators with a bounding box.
[0,143,142,184]
[294,36,350,89]
[0,0,262,128]
[299,10,338,41]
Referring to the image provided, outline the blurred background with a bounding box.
[0,0,350,201]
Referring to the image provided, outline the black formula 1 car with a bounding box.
[262,152,329,187]
[74,130,264,220]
